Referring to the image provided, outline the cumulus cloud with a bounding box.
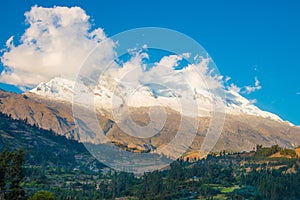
[0,6,115,88]
[0,5,224,98]
[180,58,223,91]
[102,48,223,101]
[110,50,148,88]
[155,54,182,69]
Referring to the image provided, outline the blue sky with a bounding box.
[0,0,299,124]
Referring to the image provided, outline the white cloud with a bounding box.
[182,52,191,58]
[225,76,231,82]
[228,83,241,93]
[5,36,14,49]
[248,99,257,104]
[110,50,147,88]
[155,54,182,68]
[255,77,261,88]
[244,86,255,94]
[243,77,262,94]
[0,6,115,88]
[226,76,262,96]
[0,5,224,97]
[105,50,223,100]
[180,58,223,91]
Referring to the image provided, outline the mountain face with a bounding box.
[30,77,286,123]
[0,89,115,142]
[1,77,300,157]
[0,89,76,139]
[0,112,105,176]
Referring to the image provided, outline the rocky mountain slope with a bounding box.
[1,83,299,156]
[0,112,104,169]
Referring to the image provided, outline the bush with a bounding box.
[29,191,55,200]
[280,149,297,158]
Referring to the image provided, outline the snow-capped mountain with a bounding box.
[29,77,292,125]
[1,78,299,154]
[30,77,75,102]
[225,90,285,123]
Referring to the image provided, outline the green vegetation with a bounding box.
[280,148,298,157]
[0,148,26,200]
[1,113,300,199]
[254,144,299,158]
[29,191,54,200]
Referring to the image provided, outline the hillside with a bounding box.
[1,113,300,199]
[0,112,104,170]
[1,89,300,159]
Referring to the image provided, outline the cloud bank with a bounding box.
[0,5,260,108]
[0,6,115,88]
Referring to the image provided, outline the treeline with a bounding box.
[255,144,298,158]
[94,157,300,199]
[0,148,26,200]
[92,160,234,199]
[242,166,300,199]
[1,147,300,199]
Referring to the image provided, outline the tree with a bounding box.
[0,148,26,200]
[0,148,9,199]
[29,191,55,200]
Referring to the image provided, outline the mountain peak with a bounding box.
[28,77,293,126]
[29,77,75,102]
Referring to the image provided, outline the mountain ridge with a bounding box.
[1,86,300,156]
[28,77,294,126]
